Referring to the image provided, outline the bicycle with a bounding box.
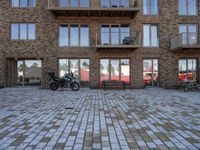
[184,80,200,92]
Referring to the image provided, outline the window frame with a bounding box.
[178,0,198,16]
[143,24,159,47]
[59,24,90,47]
[99,58,131,85]
[11,23,36,41]
[11,0,36,8]
[59,0,90,7]
[58,58,90,82]
[178,58,198,82]
[143,0,159,16]
[100,0,129,8]
[100,24,131,45]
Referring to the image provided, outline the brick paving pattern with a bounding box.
[0,87,200,150]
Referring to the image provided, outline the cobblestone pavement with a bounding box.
[0,87,200,150]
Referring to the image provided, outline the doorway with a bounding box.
[143,59,159,86]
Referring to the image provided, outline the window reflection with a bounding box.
[59,59,90,83]
[179,25,197,45]
[100,59,130,84]
[143,59,159,86]
[179,0,197,15]
[143,0,158,15]
[17,60,42,86]
[101,24,130,45]
[179,59,197,82]
[101,0,129,8]
[59,24,89,47]
[143,24,158,47]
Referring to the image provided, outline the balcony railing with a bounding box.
[96,33,141,49]
[171,32,200,50]
[46,0,140,17]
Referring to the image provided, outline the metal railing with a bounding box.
[171,32,199,50]
[47,0,140,9]
[96,33,141,47]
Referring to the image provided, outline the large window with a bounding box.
[143,24,159,47]
[101,0,129,8]
[11,23,36,40]
[179,0,197,16]
[143,59,159,86]
[11,0,36,7]
[101,24,130,45]
[17,60,41,86]
[179,59,197,82]
[59,0,89,7]
[100,59,130,84]
[179,24,198,45]
[143,0,158,15]
[59,24,89,47]
[59,59,90,82]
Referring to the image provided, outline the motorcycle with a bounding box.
[48,72,80,91]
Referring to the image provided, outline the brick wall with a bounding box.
[0,0,200,88]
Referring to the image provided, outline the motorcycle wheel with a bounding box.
[50,82,59,91]
[71,82,80,91]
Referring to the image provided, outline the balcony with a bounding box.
[96,33,141,50]
[171,32,200,51]
[47,0,140,18]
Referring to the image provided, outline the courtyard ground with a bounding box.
[0,87,200,150]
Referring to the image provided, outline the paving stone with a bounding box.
[0,87,200,149]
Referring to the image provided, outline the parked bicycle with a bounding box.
[184,80,200,92]
[48,72,80,91]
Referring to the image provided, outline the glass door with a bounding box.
[143,59,159,86]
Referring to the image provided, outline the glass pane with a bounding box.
[101,25,109,45]
[188,25,197,44]
[12,0,19,7]
[143,25,150,46]
[121,59,130,84]
[29,0,36,7]
[80,0,89,7]
[111,25,119,45]
[20,0,28,7]
[59,59,68,77]
[151,0,158,15]
[152,59,158,86]
[179,60,187,81]
[120,0,129,7]
[179,25,187,33]
[188,0,197,15]
[188,59,197,81]
[110,60,120,80]
[143,0,150,14]
[101,33,109,45]
[101,0,109,7]
[70,59,79,77]
[100,59,109,83]
[70,0,78,7]
[20,24,27,40]
[111,0,119,7]
[11,24,19,40]
[59,25,68,46]
[143,60,153,86]
[24,60,42,86]
[59,0,69,7]
[70,25,79,46]
[28,24,35,40]
[80,25,89,46]
[151,25,158,47]
[17,61,24,85]
[179,0,187,15]
[80,59,90,82]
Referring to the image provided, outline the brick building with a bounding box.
[0,0,200,88]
